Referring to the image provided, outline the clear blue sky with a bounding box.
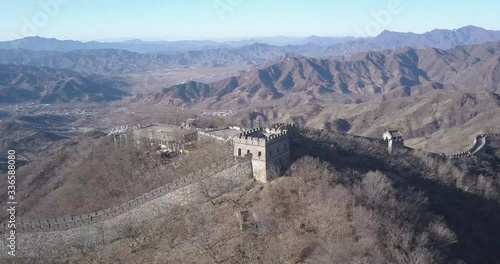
[1,0,499,41]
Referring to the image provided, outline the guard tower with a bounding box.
[233,127,290,183]
[382,130,405,154]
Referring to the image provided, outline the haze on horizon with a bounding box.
[1,0,500,42]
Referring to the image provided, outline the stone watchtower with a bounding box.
[382,130,405,154]
[233,127,291,183]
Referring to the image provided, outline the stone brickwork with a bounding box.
[234,127,291,183]
[132,124,197,146]
[1,157,245,234]
[443,133,500,159]
[0,159,253,259]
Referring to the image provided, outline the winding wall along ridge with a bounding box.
[443,133,500,159]
[3,122,496,233]
[1,157,244,233]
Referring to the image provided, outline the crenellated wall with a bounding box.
[233,126,291,183]
[0,159,253,259]
[1,157,246,234]
[234,129,288,146]
[443,133,500,159]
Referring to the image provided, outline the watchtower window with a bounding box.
[238,148,241,156]
[247,149,251,154]
[258,151,262,158]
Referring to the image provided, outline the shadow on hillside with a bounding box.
[288,129,389,173]
[289,128,500,263]
[410,174,500,263]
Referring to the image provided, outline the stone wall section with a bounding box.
[1,157,246,234]
[443,133,500,159]
[0,159,253,259]
[198,130,230,142]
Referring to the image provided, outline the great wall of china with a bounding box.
[1,159,253,258]
[442,133,500,159]
[1,157,248,234]
[286,123,499,159]
[1,123,498,258]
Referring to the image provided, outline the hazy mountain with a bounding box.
[0,49,177,75]
[0,44,296,75]
[1,26,499,76]
[301,35,360,46]
[0,64,129,103]
[153,42,500,106]
[0,35,361,52]
[224,36,359,47]
[363,25,500,49]
[1,26,498,58]
[0,36,224,54]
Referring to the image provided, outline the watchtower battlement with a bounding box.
[233,127,291,183]
[272,123,298,129]
[234,127,288,146]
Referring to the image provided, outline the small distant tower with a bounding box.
[383,130,405,154]
[233,127,291,183]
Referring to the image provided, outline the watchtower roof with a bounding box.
[383,130,403,139]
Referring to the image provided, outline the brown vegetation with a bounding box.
[9,129,499,263]
[0,134,231,221]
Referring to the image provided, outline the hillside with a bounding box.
[224,90,499,153]
[0,64,130,103]
[2,127,499,263]
[0,114,80,155]
[0,44,283,75]
[153,42,500,107]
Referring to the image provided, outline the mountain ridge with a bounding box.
[150,42,500,107]
[0,64,129,103]
[0,26,500,75]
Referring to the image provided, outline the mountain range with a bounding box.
[0,26,500,75]
[1,41,499,107]
[1,25,499,53]
[152,41,500,108]
[0,37,224,54]
[0,35,362,53]
[0,64,129,103]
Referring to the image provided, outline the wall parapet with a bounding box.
[198,130,231,142]
[197,127,230,132]
[442,133,500,159]
[1,157,250,233]
[234,127,289,147]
